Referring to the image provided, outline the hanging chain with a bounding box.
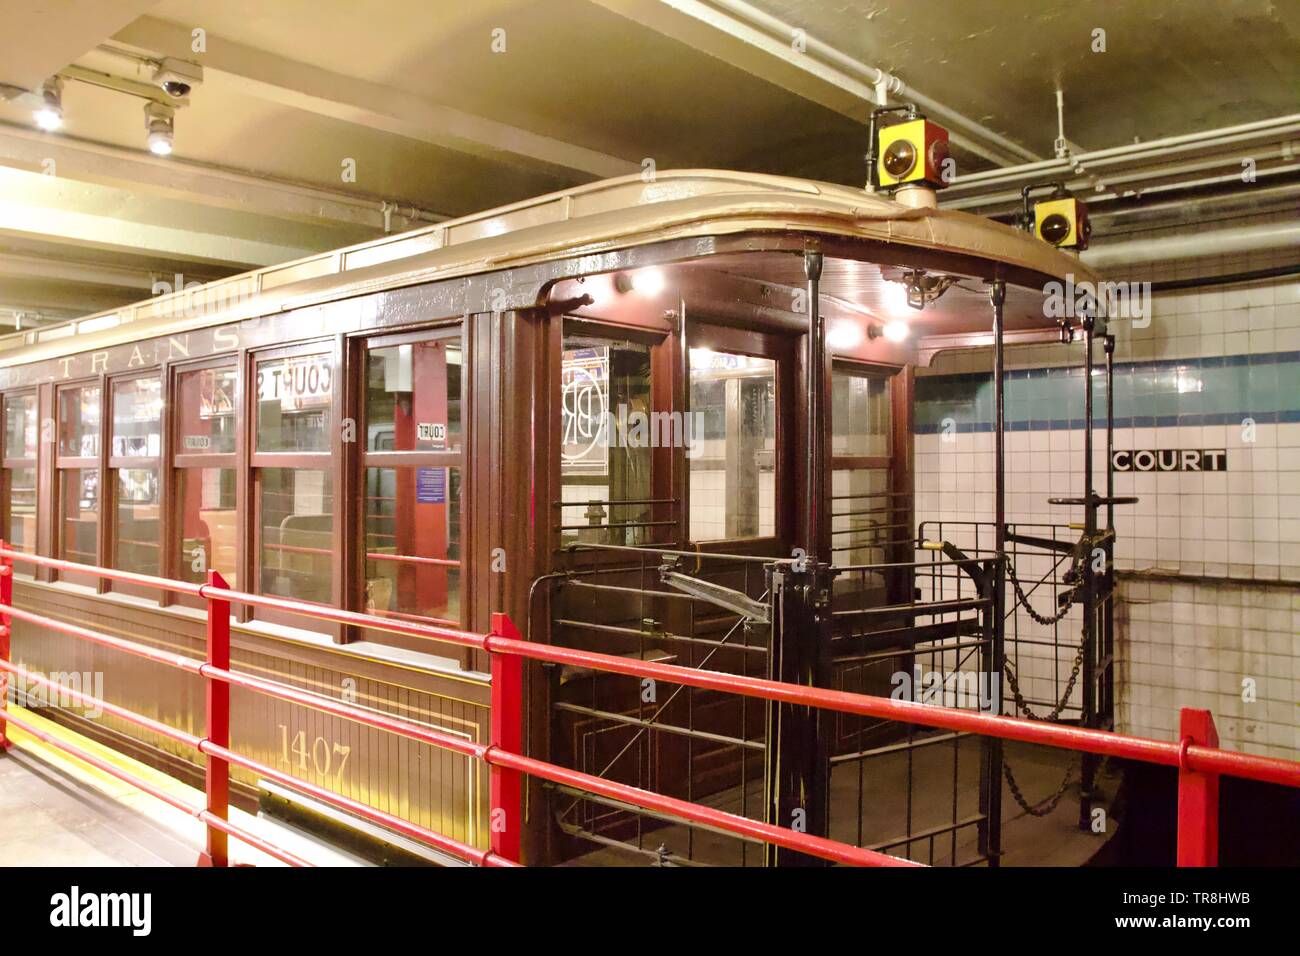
[1004,753,1077,817]
[1006,559,1079,625]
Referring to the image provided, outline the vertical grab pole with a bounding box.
[1176,708,1220,866]
[1079,307,1098,830]
[488,612,524,864]
[983,282,1007,865]
[0,540,11,752]
[201,570,231,867]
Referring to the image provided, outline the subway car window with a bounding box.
[2,393,38,568]
[255,351,335,605]
[361,330,464,626]
[174,365,238,588]
[110,377,163,576]
[688,349,776,542]
[56,385,101,574]
[559,325,654,547]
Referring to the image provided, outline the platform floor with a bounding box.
[0,707,364,867]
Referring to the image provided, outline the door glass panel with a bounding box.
[832,369,890,457]
[559,328,653,546]
[688,349,776,542]
[831,467,893,571]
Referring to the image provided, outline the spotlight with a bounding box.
[826,320,864,350]
[144,102,175,156]
[614,268,666,296]
[882,320,909,342]
[33,77,63,131]
[631,268,664,296]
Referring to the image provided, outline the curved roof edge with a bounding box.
[0,169,1100,366]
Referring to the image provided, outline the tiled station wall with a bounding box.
[912,232,1299,760]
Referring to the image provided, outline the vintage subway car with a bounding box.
[0,170,1098,864]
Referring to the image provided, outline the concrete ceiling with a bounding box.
[0,0,1296,329]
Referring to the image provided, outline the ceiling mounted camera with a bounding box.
[152,57,203,100]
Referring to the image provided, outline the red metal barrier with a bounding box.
[2,544,1298,868]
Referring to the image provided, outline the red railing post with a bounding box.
[200,570,232,867]
[487,612,523,864]
[0,540,11,752]
[1176,707,1220,867]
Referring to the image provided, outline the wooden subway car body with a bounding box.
[0,171,1097,864]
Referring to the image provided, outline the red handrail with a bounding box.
[2,544,1298,867]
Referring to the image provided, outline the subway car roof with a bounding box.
[0,169,1101,366]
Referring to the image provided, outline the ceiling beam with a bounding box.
[0,164,327,268]
[0,123,438,234]
[113,16,641,181]
[0,0,161,92]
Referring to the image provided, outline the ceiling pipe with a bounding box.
[683,0,1041,167]
[1081,220,1300,270]
[942,113,1300,200]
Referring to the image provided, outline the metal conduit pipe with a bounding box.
[699,0,1040,166]
[947,147,1300,212]
[1082,219,1300,270]
[942,114,1300,195]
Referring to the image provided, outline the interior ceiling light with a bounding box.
[882,320,910,342]
[826,320,864,350]
[144,101,174,156]
[33,77,63,131]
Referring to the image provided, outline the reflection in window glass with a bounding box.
[830,467,892,575]
[115,468,160,575]
[366,340,461,452]
[559,328,653,546]
[59,468,99,564]
[4,394,37,460]
[259,468,333,603]
[176,367,236,455]
[177,468,237,587]
[111,378,162,458]
[7,466,36,555]
[364,466,460,622]
[58,386,101,458]
[688,349,776,542]
[832,370,890,458]
[256,355,333,452]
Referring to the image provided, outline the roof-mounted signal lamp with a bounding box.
[1021,183,1091,251]
[867,105,950,208]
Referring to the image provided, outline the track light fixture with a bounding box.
[144,101,175,156]
[33,77,63,131]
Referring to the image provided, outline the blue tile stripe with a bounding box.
[914,351,1300,433]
